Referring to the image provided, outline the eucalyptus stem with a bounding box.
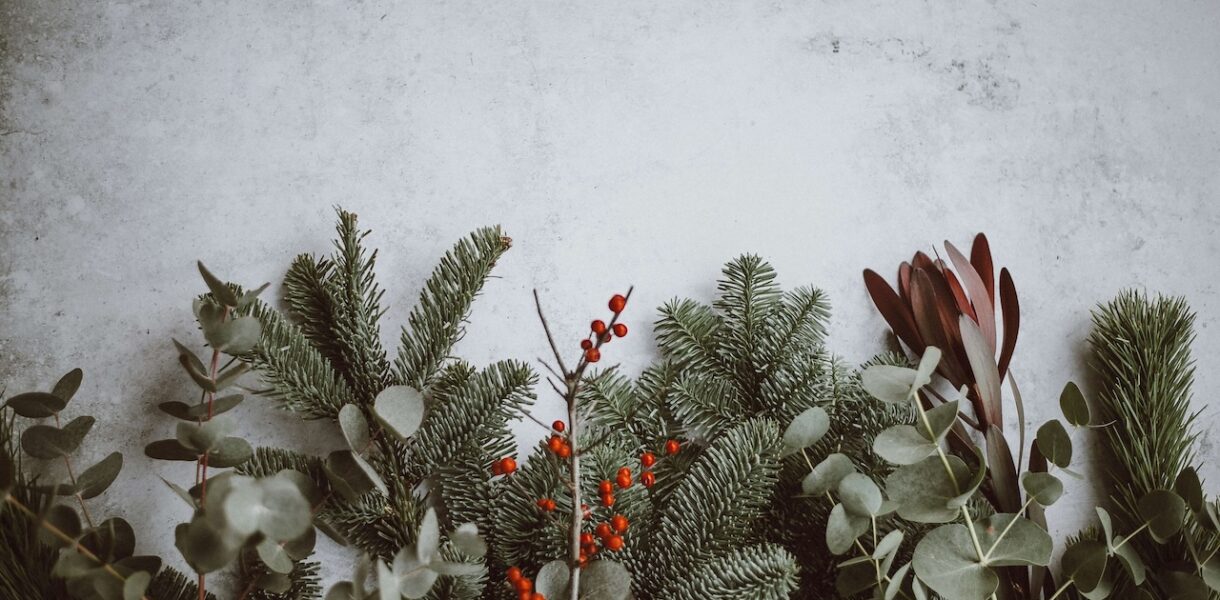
[195,305,229,600]
[912,391,988,563]
[5,495,149,600]
[52,412,95,528]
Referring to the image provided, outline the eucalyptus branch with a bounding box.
[52,411,95,528]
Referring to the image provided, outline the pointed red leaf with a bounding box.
[909,268,969,388]
[997,267,1020,379]
[863,269,924,353]
[897,262,912,302]
[945,240,996,352]
[943,269,976,322]
[912,251,935,271]
[970,233,995,303]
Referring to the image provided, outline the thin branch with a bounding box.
[533,290,570,377]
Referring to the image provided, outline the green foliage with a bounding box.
[1088,290,1219,596]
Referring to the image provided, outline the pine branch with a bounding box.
[281,253,347,372]
[235,551,321,600]
[713,255,783,398]
[147,567,218,600]
[328,209,392,403]
[667,372,745,442]
[654,299,732,379]
[395,226,512,390]
[245,299,356,419]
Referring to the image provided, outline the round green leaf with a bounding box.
[1201,556,1220,592]
[1020,472,1063,507]
[123,570,151,600]
[325,450,388,502]
[1035,420,1072,468]
[284,526,317,561]
[839,473,883,516]
[256,537,294,574]
[914,347,942,391]
[781,407,829,456]
[40,504,82,548]
[52,549,97,579]
[1112,535,1146,585]
[535,559,570,599]
[256,572,293,594]
[21,416,95,459]
[579,559,632,600]
[206,437,254,468]
[77,452,123,499]
[372,386,425,441]
[1061,539,1111,595]
[1176,467,1204,513]
[204,316,262,355]
[919,400,960,442]
[885,455,970,523]
[339,404,371,453]
[874,425,936,465]
[53,368,84,403]
[974,513,1052,567]
[81,517,135,562]
[450,522,486,558]
[325,582,356,600]
[159,395,244,421]
[176,415,234,453]
[827,503,869,555]
[1138,489,1186,543]
[1059,382,1090,426]
[145,439,197,462]
[912,524,998,600]
[802,453,856,496]
[862,366,918,404]
[5,392,67,418]
[223,476,312,541]
[874,529,904,560]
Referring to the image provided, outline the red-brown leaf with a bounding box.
[863,269,924,353]
[909,268,969,387]
[943,268,976,322]
[970,233,995,303]
[898,262,912,302]
[997,267,1020,379]
[945,239,996,352]
[912,251,935,271]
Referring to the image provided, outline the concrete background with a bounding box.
[2,0,1219,593]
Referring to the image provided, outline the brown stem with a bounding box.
[196,306,229,600]
[6,496,149,600]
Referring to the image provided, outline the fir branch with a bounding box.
[654,299,732,379]
[235,551,321,600]
[713,255,783,397]
[147,567,218,600]
[667,372,745,442]
[245,299,356,419]
[281,253,347,372]
[328,209,392,403]
[671,543,799,600]
[395,226,512,390]
[653,418,782,598]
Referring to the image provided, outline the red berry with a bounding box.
[514,578,532,593]
[609,294,627,313]
[552,420,566,433]
[595,523,613,539]
[507,566,523,583]
[601,493,616,507]
[520,591,533,600]
[580,339,593,350]
[591,320,607,335]
[537,498,556,511]
[616,473,632,489]
[533,594,545,600]
[585,348,601,363]
[617,467,631,478]
[665,439,680,455]
[491,461,504,476]
[601,333,613,343]
[582,504,592,520]
[578,554,588,568]
[641,471,656,488]
[583,542,598,556]
[605,535,624,551]
[640,452,656,468]
[500,457,517,475]
[581,532,595,545]
[611,514,629,533]
[557,443,572,459]
[613,323,627,337]
[599,480,613,495]
[547,435,564,453]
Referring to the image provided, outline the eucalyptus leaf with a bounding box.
[1035,420,1072,468]
[214,362,250,391]
[579,559,632,600]
[339,404,371,453]
[1020,472,1063,507]
[256,537,294,574]
[874,425,936,465]
[21,416,95,458]
[158,395,244,421]
[919,400,960,442]
[325,450,388,502]
[284,526,317,560]
[885,455,970,523]
[176,415,234,453]
[222,476,312,541]
[392,546,438,598]
[372,386,425,441]
[5,391,67,418]
[1162,571,1210,600]
[206,437,254,468]
[178,353,216,392]
[911,524,998,600]
[914,347,942,391]
[203,316,262,355]
[81,517,136,562]
[326,582,357,600]
[802,453,856,496]
[535,559,570,599]
[1176,467,1204,513]
[1138,489,1186,542]
[145,439,200,462]
[862,365,918,404]
[1201,556,1220,592]
[1112,535,1146,585]
[1061,539,1111,595]
[52,549,97,579]
[974,513,1052,567]
[450,522,486,558]
[123,570,151,600]
[827,503,869,555]
[52,368,84,403]
[886,563,910,600]
[874,529,904,560]
[781,407,829,456]
[40,504,82,548]
[77,452,123,499]
[416,508,440,563]
[256,572,293,594]
[838,473,883,517]
[198,261,240,306]
[1059,381,1090,427]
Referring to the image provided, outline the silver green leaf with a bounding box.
[912,524,998,600]
[579,559,632,600]
[838,473,883,517]
[862,365,918,404]
[1035,420,1072,468]
[1059,381,1090,427]
[339,404,371,453]
[21,416,95,459]
[802,453,856,496]
[781,406,829,457]
[885,455,970,523]
[827,503,869,555]
[1020,472,1063,507]
[874,425,936,465]
[535,560,570,599]
[372,386,425,441]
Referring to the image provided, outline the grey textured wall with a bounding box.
[2,0,1219,592]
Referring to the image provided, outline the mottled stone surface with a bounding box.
[2,0,1218,591]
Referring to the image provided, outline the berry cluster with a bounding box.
[505,566,545,600]
[580,294,629,363]
[579,513,629,565]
